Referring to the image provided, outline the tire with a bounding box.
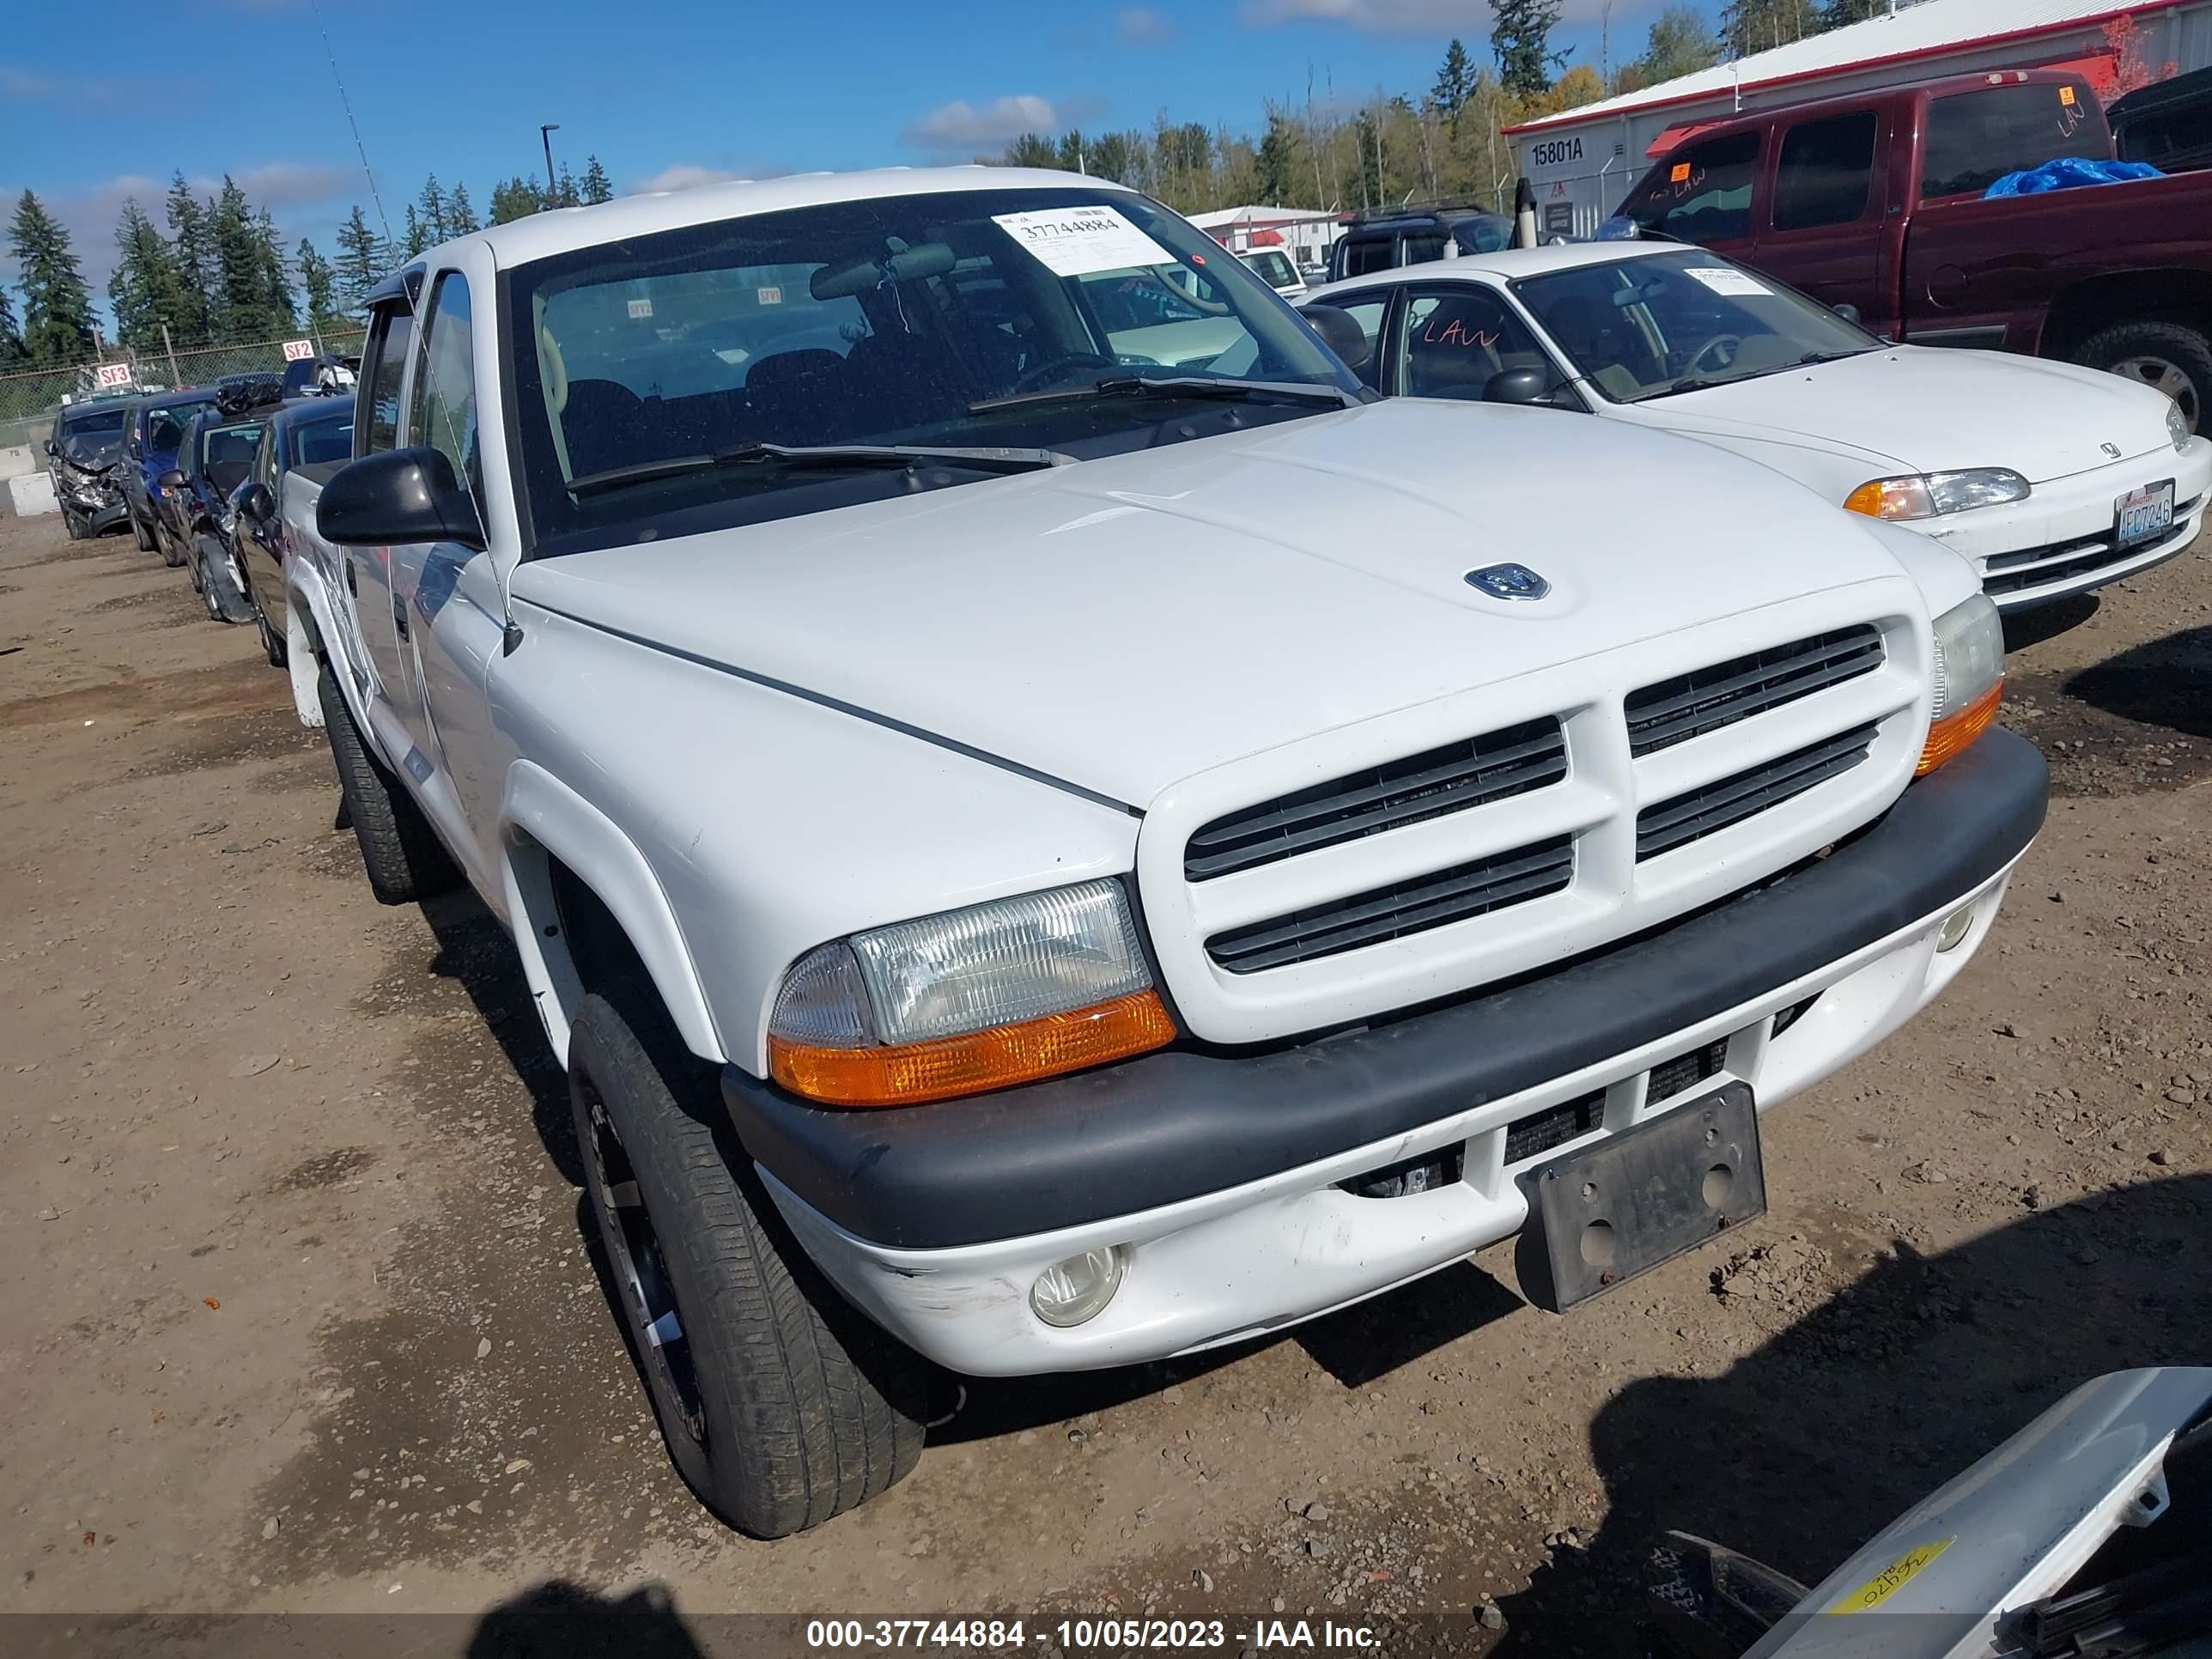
[315,662,460,905]
[195,535,257,625]
[2070,318,2212,435]
[569,977,925,1538]
[61,507,86,542]
[131,507,156,553]
[161,519,187,570]
[258,610,289,668]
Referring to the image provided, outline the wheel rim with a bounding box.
[2107,354,2200,433]
[580,1083,708,1448]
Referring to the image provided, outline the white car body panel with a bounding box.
[1306,246,2211,611]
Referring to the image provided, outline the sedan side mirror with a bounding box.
[45,440,58,457]
[158,469,187,491]
[317,447,483,551]
[1301,304,1374,373]
[1832,302,1863,326]
[236,482,275,525]
[1484,367,1560,406]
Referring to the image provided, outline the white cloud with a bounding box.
[902,94,1062,150]
[1116,7,1179,46]
[633,164,747,194]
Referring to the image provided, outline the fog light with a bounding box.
[1030,1246,1124,1328]
[1936,904,1977,952]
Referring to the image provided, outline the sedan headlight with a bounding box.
[767,878,1174,1106]
[1844,468,2031,520]
[1919,593,2003,775]
[2170,402,2191,453]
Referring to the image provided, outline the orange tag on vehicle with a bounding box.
[2059,85,2076,106]
[1670,161,1692,182]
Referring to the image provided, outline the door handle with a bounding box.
[392,596,409,641]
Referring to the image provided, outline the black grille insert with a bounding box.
[1627,626,1883,756]
[1185,718,1566,882]
[1984,496,2199,596]
[1504,1090,1604,1164]
[1206,836,1572,974]
[1637,725,1877,861]
[1648,1036,1729,1103]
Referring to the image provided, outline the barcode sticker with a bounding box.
[627,299,653,319]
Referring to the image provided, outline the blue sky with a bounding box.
[2,0,1703,304]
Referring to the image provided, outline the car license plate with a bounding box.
[1516,1082,1765,1311]
[2114,479,2175,550]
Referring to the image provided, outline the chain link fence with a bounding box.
[0,328,369,452]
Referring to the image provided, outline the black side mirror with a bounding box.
[1484,367,1559,406]
[237,482,275,525]
[158,469,187,491]
[45,440,58,456]
[1832,302,1863,326]
[317,447,483,551]
[1301,304,1374,373]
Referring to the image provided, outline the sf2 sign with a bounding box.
[281,338,316,362]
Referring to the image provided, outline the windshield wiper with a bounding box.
[969,375,1360,416]
[567,441,1073,497]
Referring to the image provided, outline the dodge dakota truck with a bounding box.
[283,168,2046,1537]
[1620,68,2212,434]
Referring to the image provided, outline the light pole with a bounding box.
[540,123,562,197]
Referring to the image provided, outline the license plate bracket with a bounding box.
[1515,1081,1765,1312]
[2113,478,2175,551]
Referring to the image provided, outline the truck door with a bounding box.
[344,297,422,772]
[389,265,512,886]
[1753,107,1890,331]
[1620,130,1763,263]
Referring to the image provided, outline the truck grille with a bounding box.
[1626,626,1883,756]
[1637,725,1878,860]
[1184,718,1566,882]
[1206,836,1572,974]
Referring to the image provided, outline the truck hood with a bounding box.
[514,399,1919,808]
[1655,347,2178,484]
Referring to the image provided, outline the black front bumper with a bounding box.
[725,727,2049,1250]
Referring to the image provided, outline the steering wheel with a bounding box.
[1684,333,1744,374]
[1009,351,1121,394]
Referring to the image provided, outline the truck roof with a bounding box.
[393,166,1121,281]
[1646,65,2095,153]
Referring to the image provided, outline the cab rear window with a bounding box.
[1920,81,2111,199]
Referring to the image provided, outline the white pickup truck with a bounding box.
[277,168,2047,1538]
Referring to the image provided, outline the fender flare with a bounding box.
[288,564,390,763]
[500,760,726,1068]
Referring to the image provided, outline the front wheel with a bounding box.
[569,978,926,1537]
[315,661,459,904]
[131,507,157,553]
[160,518,188,570]
[2072,319,2211,435]
[194,536,256,623]
[257,609,289,668]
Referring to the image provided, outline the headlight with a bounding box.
[767,878,1174,1106]
[2170,403,2191,453]
[1919,593,2003,775]
[1844,468,2030,520]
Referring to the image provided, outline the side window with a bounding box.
[409,270,480,505]
[1320,295,1389,389]
[1632,132,1761,243]
[1772,112,1879,231]
[1921,82,2110,200]
[1400,233,1447,265]
[361,303,416,454]
[1400,287,1550,401]
[1343,237,1395,278]
[2119,102,2212,168]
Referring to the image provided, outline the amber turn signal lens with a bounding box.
[769,989,1176,1107]
[1917,680,2002,776]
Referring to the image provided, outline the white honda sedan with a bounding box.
[1303,242,2211,612]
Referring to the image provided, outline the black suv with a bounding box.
[1326,206,1513,283]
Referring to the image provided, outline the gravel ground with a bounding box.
[3,509,2209,1656]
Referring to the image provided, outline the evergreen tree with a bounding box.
[1089,131,1138,185]
[488,177,545,223]
[555,163,582,208]
[1491,0,1566,96]
[296,238,348,337]
[10,191,98,368]
[1819,0,1886,26]
[1720,0,1820,57]
[446,181,482,234]
[209,176,269,342]
[1619,5,1723,90]
[1431,38,1475,130]
[580,155,614,204]
[416,174,448,245]
[0,283,24,370]
[1255,111,1303,202]
[253,209,298,333]
[108,199,189,355]
[163,171,216,345]
[334,206,387,314]
[1002,133,1059,168]
[1056,130,1089,172]
[403,204,427,258]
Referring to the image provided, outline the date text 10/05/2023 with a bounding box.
[804,1619,1383,1650]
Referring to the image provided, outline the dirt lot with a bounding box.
[4,509,2211,1655]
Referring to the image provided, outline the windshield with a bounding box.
[61,407,128,439]
[147,399,216,453]
[292,414,354,466]
[1512,249,1876,402]
[507,186,1357,556]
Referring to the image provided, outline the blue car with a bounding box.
[119,386,220,564]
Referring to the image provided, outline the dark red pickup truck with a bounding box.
[1620,68,2212,433]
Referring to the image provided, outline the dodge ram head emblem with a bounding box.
[1465,562,1551,600]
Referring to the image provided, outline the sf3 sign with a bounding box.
[93,362,134,389]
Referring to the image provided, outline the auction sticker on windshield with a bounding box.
[1683,266,1772,297]
[994,205,1176,277]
